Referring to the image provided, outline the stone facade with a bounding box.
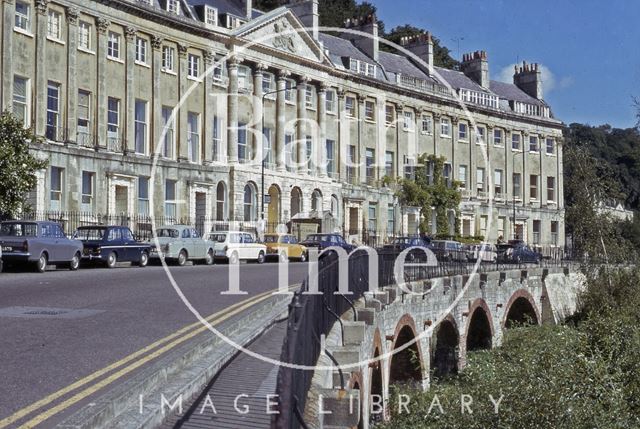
[4,0,565,246]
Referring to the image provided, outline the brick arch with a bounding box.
[503,288,541,328]
[389,314,424,384]
[463,298,494,352]
[431,313,460,378]
[369,328,385,425]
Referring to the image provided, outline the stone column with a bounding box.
[34,0,49,138]
[177,43,189,161]
[151,35,163,157]
[124,26,137,154]
[226,56,240,164]
[2,0,15,111]
[252,63,265,167]
[66,7,79,144]
[375,95,386,180]
[96,18,109,150]
[357,94,366,185]
[337,89,347,181]
[317,82,327,177]
[275,70,288,171]
[296,76,308,174]
[203,50,215,164]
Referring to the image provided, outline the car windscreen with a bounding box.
[74,228,106,241]
[305,235,327,242]
[155,228,179,238]
[393,238,411,244]
[0,223,38,237]
[263,235,279,243]
[210,234,227,243]
[432,241,446,249]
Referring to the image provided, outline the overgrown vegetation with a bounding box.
[396,154,461,236]
[0,111,47,218]
[381,268,640,429]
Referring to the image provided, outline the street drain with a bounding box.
[0,306,105,319]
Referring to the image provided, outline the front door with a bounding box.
[115,186,129,215]
[195,192,207,236]
[349,207,359,235]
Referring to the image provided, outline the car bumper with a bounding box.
[1,252,33,262]
[81,254,104,261]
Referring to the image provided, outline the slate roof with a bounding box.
[434,66,487,93]
[318,33,373,64]
[489,80,546,106]
[378,51,434,83]
[188,0,245,18]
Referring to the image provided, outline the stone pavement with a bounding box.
[160,320,288,429]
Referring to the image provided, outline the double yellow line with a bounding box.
[1,286,295,429]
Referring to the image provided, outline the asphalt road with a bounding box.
[0,261,309,427]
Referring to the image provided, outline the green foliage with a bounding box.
[384,25,460,69]
[0,111,47,217]
[381,268,640,429]
[397,154,461,236]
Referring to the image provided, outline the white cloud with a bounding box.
[496,63,573,94]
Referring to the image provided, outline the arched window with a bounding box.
[216,182,227,221]
[311,189,322,212]
[290,187,302,217]
[331,194,339,218]
[244,184,257,221]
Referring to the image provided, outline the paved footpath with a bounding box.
[160,321,287,429]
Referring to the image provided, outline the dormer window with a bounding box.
[460,89,499,109]
[204,6,218,26]
[227,15,245,29]
[167,0,180,15]
[348,58,376,78]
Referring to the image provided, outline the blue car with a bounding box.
[382,236,433,260]
[74,226,152,268]
[300,233,356,254]
[0,221,83,272]
[497,240,541,264]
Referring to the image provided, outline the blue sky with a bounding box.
[372,0,640,128]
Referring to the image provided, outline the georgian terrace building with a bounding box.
[4,0,565,246]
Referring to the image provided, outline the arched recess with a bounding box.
[504,290,540,328]
[369,345,384,425]
[431,316,460,379]
[465,300,494,352]
[215,181,227,221]
[311,189,323,212]
[243,182,258,222]
[290,187,302,218]
[389,316,423,385]
[331,194,339,218]
[267,184,281,229]
[349,373,364,429]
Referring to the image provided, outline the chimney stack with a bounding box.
[513,61,543,100]
[461,50,490,89]
[400,32,434,75]
[342,14,379,62]
[287,0,319,41]
[245,0,252,20]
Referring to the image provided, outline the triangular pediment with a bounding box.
[232,8,330,64]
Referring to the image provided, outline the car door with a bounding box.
[39,224,55,261]
[53,223,73,261]
[180,228,192,258]
[190,228,204,258]
[243,233,256,259]
[121,228,136,261]
[288,235,300,258]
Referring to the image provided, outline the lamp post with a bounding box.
[260,84,296,221]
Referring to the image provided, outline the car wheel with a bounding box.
[279,251,288,263]
[299,252,307,263]
[516,255,523,264]
[257,251,265,264]
[205,249,214,266]
[35,253,48,273]
[229,251,239,265]
[139,252,149,268]
[69,252,80,271]
[177,250,188,266]
[106,252,117,269]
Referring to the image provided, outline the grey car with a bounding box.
[151,225,215,266]
[0,221,83,272]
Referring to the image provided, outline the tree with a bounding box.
[384,25,459,69]
[0,112,47,218]
[397,154,461,237]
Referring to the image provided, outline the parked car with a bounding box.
[0,221,83,272]
[74,226,152,268]
[263,233,308,262]
[382,236,433,260]
[150,225,215,266]
[300,233,356,254]
[497,240,541,264]
[431,240,467,262]
[209,231,266,264]
[0,246,3,273]
[467,243,498,263]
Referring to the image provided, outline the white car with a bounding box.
[209,231,267,264]
[467,243,498,263]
